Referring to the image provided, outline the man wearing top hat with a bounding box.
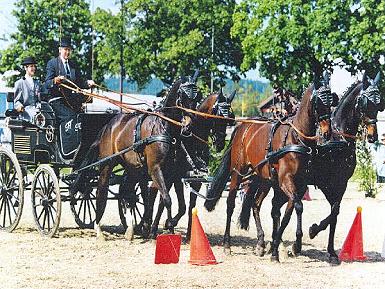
[45,37,95,158]
[45,37,95,124]
[14,56,41,122]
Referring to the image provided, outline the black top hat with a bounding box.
[59,37,72,48]
[21,56,37,66]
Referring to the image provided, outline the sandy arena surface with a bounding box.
[1,182,385,289]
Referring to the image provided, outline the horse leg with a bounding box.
[271,198,294,262]
[223,174,241,255]
[150,167,173,234]
[138,181,151,238]
[292,191,305,256]
[169,179,186,227]
[186,182,200,242]
[95,163,113,241]
[252,184,269,256]
[271,188,283,243]
[308,198,341,264]
[327,204,341,265]
[150,197,165,239]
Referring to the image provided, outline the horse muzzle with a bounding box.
[319,119,331,140]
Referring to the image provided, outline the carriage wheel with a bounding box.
[118,183,145,235]
[70,183,96,229]
[31,164,61,237]
[0,146,24,232]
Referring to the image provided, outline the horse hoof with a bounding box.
[270,255,280,263]
[265,241,272,254]
[223,246,232,256]
[97,233,106,242]
[309,224,318,239]
[254,246,265,257]
[279,245,289,260]
[329,255,341,266]
[169,218,178,227]
[149,228,158,239]
[125,227,134,241]
[291,243,301,257]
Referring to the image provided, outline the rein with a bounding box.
[59,80,208,144]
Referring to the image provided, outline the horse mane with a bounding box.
[334,81,361,112]
[197,92,218,113]
[162,77,183,107]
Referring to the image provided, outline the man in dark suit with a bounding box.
[14,56,41,122]
[45,37,95,124]
[45,37,95,159]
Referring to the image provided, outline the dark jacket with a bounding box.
[44,57,88,109]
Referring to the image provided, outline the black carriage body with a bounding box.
[8,102,58,164]
[8,102,116,166]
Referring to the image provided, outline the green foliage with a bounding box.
[93,0,243,89]
[232,0,356,95]
[355,138,377,198]
[0,0,93,85]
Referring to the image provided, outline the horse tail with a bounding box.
[204,147,232,211]
[238,191,254,230]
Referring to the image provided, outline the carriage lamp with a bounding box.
[34,112,46,127]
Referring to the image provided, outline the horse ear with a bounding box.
[362,71,370,89]
[323,71,330,85]
[191,69,199,83]
[314,73,321,90]
[227,90,236,103]
[217,88,226,102]
[374,71,381,86]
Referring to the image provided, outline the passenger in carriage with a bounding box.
[13,56,41,122]
[44,37,95,124]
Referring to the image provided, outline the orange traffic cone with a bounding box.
[302,189,312,201]
[338,206,367,262]
[189,208,218,265]
[154,234,181,264]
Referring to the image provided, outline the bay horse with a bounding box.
[145,90,236,238]
[70,76,201,239]
[204,74,336,262]
[238,72,383,264]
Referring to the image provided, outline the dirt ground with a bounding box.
[1,182,385,289]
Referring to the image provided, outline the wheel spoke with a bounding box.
[48,205,55,224]
[76,199,85,218]
[83,200,87,223]
[90,198,96,212]
[37,175,44,193]
[46,207,51,230]
[1,197,6,227]
[135,206,143,219]
[87,200,92,223]
[7,195,17,216]
[37,206,45,221]
[2,196,7,227]
[6,171,17,189]
[42,208,47,230]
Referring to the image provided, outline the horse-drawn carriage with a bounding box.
[0,73,236,240]
[0,91,145,237]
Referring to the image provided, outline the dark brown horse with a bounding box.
[204,74,336,262]
[307,71,383,263]
[146,90,236,238]
[71,76,201,239]
[238,72,383,264]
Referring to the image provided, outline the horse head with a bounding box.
[210,89,236,152]
[312,71,339,140]
[357,71,383,143]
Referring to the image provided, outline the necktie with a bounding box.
[64,61,71,78]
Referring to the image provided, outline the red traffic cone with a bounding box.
[154,234,181,264]
[338,206,367,262]
[302,189,312,201]
[189,208,218,265]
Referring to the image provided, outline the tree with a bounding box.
[348,0,385,82]
[93,0,243,88]
[0,0,93,85]
[232,0,354,94]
